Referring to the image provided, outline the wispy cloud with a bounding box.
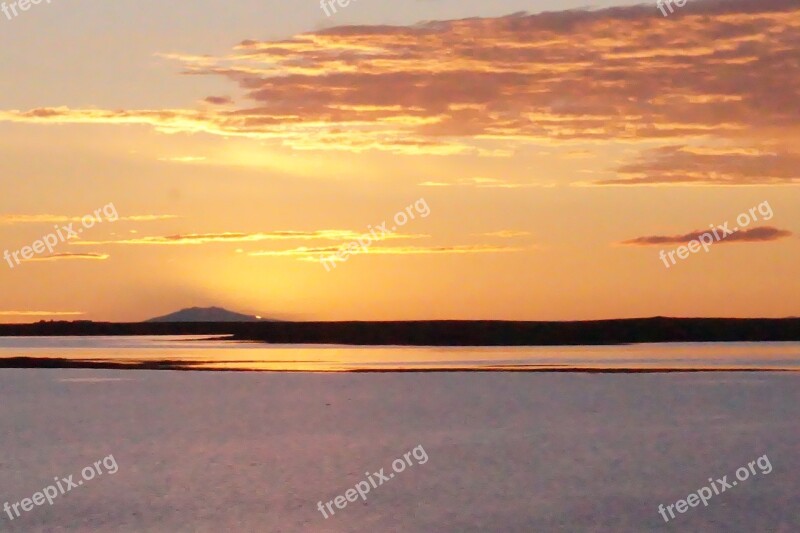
[203,96,233,106]
[1,0,796,166]
[473,230,532,238]
[157,156,207,163]
[621,226,793,246]
[71,230,427,246]
[249,244,528,262]
[24,253,110,262]
[599,145,800,186]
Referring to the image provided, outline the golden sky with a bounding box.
[0,0,798,322]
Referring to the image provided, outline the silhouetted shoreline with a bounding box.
[0,357,794,373]
[0,317,798,345]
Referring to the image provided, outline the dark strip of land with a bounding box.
[0,317,798,346]
[0,357,794,373]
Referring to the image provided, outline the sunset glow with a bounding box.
[1,0,797,322]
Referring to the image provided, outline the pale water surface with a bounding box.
[0,336,799,371]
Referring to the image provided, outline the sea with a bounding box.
[1,336,799,371]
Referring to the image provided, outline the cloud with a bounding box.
[0,0,796,163]
[621,226,793,246]
[24,253,110,262]
[203,96,233,105]
[473,230,532,238]
[599,145,800,186]
[71,230,427,246]
[158,156,207,163]
[249,244,528,261]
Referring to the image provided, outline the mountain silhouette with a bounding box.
[146,307,266,323]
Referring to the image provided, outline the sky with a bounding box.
[0,0,798,322]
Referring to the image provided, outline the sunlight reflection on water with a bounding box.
[1,336,799,372]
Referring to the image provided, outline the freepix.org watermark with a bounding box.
[1,0,53,22]
[3,203,118,270]
[316,445,428,519]
[657,0,689,17]
[320,198,430,271]
[657,454,772,523]
[320,0,356,17]
[3,454,118,523]
[659,200,774,269]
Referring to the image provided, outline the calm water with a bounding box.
[0,336,799,371]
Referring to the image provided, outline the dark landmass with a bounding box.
[0,357,791,373]
[146,306,267,323]
[0,357,211,370]
[0,317,798,346]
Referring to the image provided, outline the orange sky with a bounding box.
[0,0,798,322]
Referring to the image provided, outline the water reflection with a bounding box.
[0,336,798,372]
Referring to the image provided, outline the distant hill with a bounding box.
[146,307,266,323]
